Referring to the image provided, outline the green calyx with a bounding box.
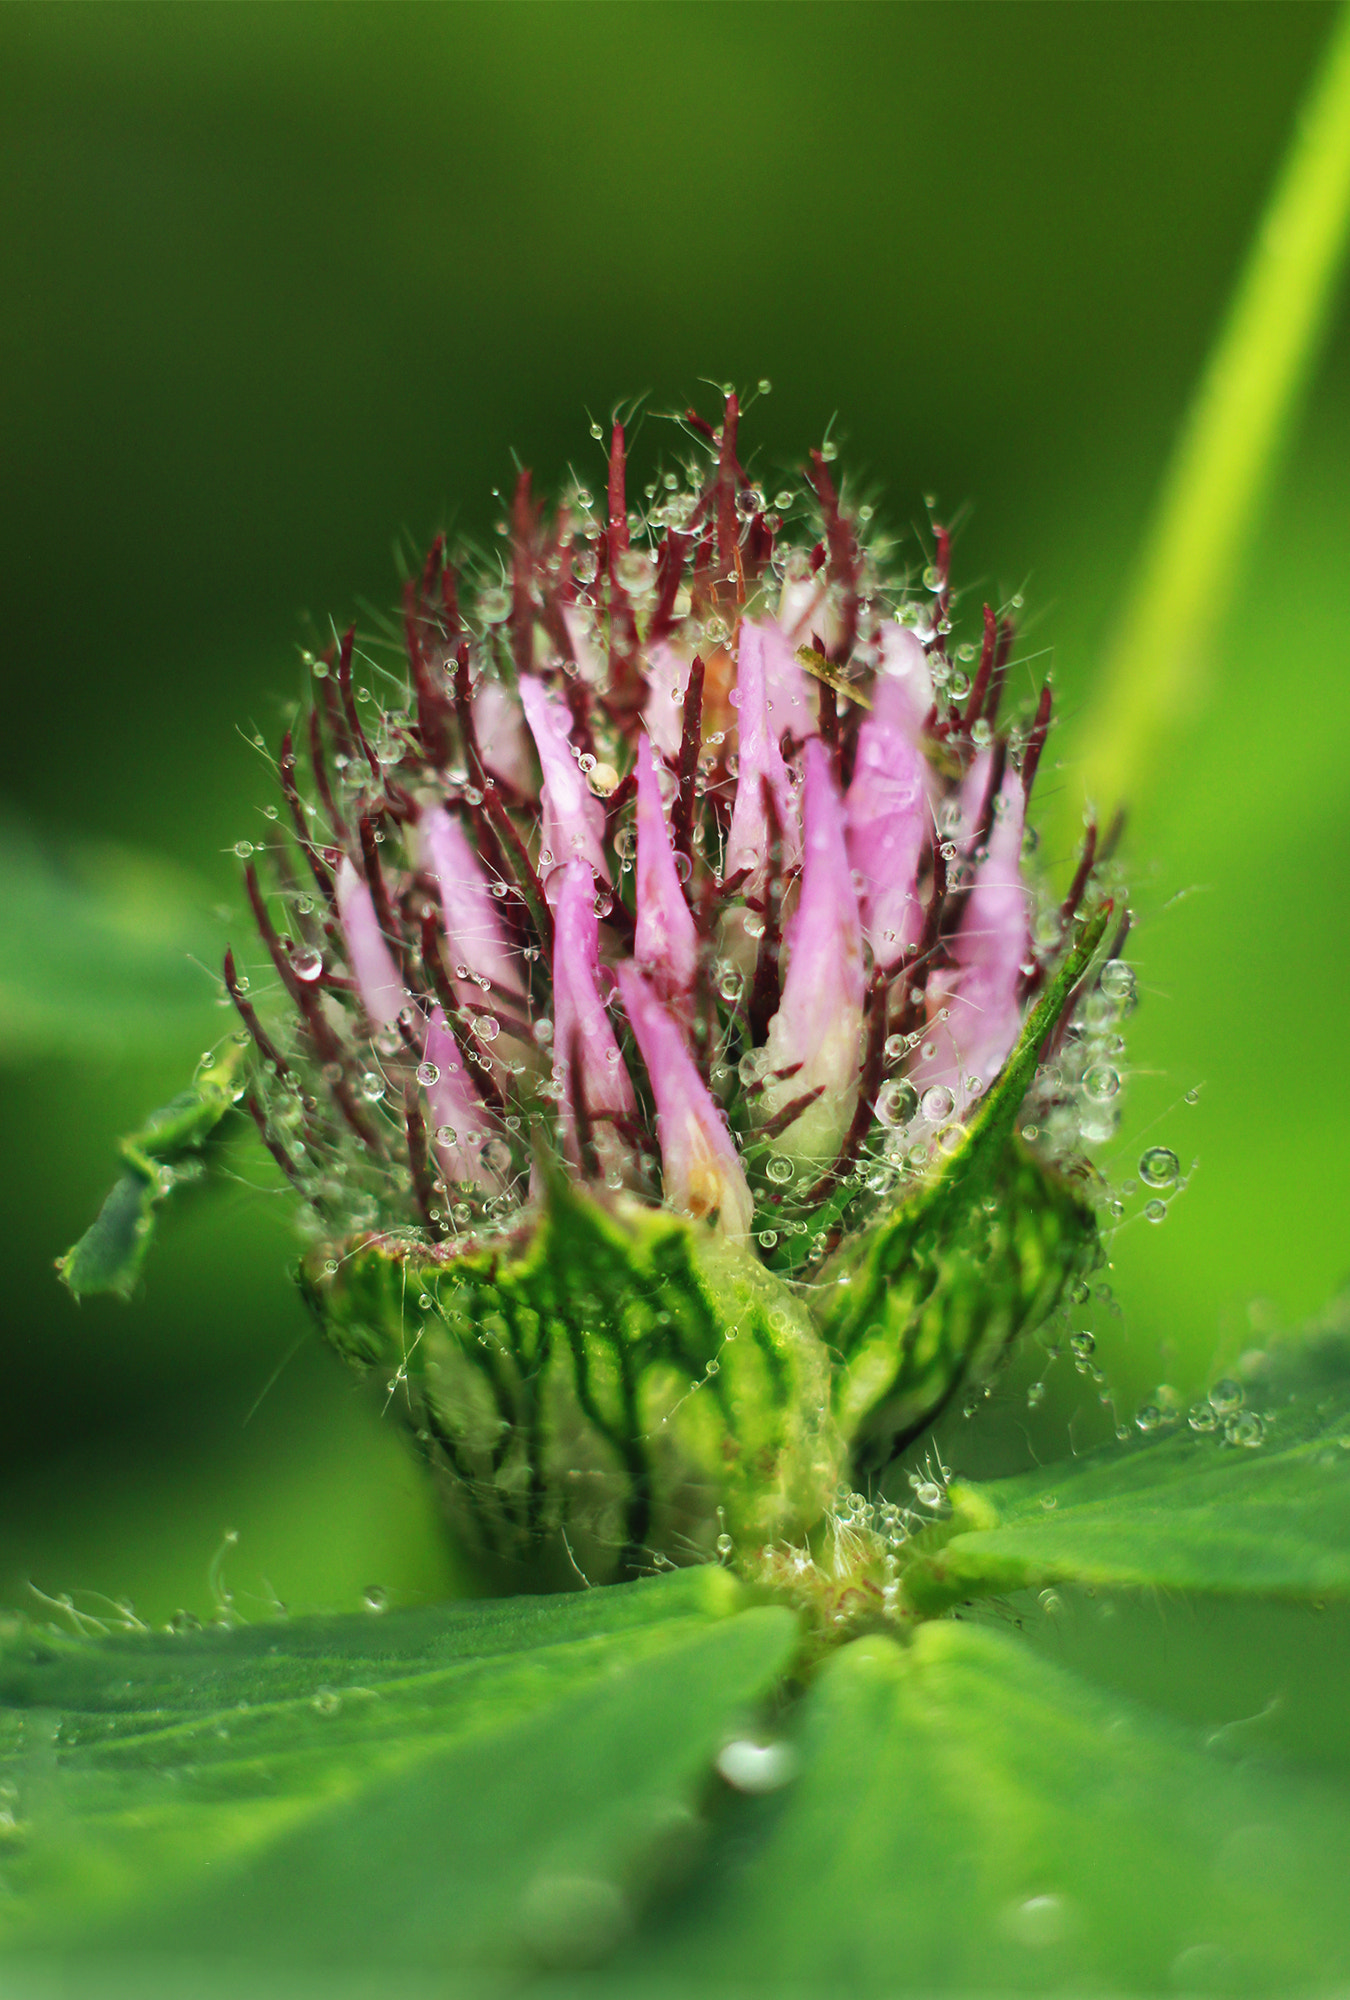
[305,1138,1094,1599]
[302,1173,844,1593]
[302,922,1107,1598]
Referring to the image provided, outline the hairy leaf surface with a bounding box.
[0,1569,795,1979]
[915,1337,1350,1603]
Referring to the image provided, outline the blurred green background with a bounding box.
[2,0,1348,1627]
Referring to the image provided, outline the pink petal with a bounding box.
[724,621,801,893]
[334,856,405,1030]
[634,734,699,1007]
[561,603,605,686]
[473,676,533,793]
[760,738,866,1164]
[552,857,637,1170]
[423,1007,497,1191]
[777,571,840,653]
[845,674,929,971]
[518,676,610,902]
[418,805,523,999]
[616,963,753,1241]
[759,616,818,744]
[643,639,692,760]
[876,621,934,736]
[910,768,1030,1108]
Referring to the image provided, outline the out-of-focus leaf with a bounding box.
[0,1567,797,1981]
[0,820,220,1060]
[911,1334,1350,1605]
[596,1620,1350,1995]
[56,1045,245,1298]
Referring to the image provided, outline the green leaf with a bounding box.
[0,822,220,1062]
[56,1044,246,1299]
[912,1333,1350,1605]
[599,1620,1350,1994]
[0,1567,798,1980]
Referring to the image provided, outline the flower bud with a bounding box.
[64,395,1130,1600]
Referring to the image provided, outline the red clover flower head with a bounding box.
[198,392,1132,1589]
[232,397,1121,1276]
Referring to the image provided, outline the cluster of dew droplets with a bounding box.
[746,1450,955,1630]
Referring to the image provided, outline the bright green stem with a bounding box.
[1076,2,1350,815]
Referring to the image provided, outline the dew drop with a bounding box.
[876,1079,919,1128]
[1099,959,1137,1008]
[416,1060,441,1088]
[920,1084,954,1123]
[292,948,323,982]
[1082,1063,1120,1102]
[765,1155,795,1185]
[1139,1146,1180,1189]
[716,1738,797,1794]
[1004,1893,1071,1948]
[361,1586,389,1614]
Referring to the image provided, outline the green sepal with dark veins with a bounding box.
[301,1170,843,1591]
[816,909,1109,1469]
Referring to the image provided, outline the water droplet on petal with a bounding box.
[876,1079,919,1128]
